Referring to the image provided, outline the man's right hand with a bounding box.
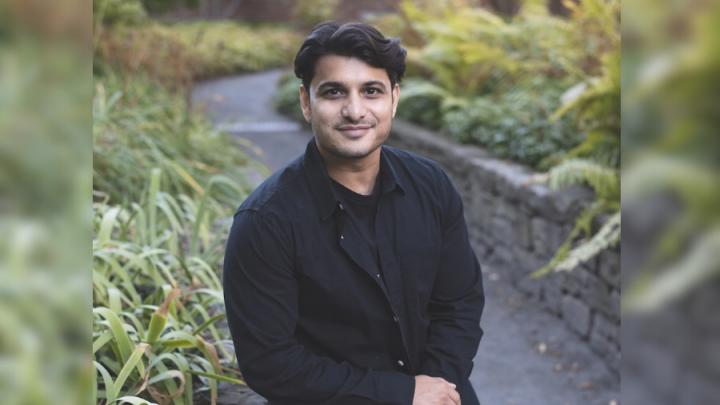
[412,375,461,405]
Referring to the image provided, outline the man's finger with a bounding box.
[448,388,461,405]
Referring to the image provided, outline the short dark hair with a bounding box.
[293,21,407,91]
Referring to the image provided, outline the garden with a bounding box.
[92,0,621,403]
[93,1,301,403]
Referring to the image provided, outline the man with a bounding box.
[223,21,484,405]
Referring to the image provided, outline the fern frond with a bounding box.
[625,228,720,313]
[548,158,619,203]
[553,211,620,272]
[531,201,607,277]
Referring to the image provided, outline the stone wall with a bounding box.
[389,120,621,375]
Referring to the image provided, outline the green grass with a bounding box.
[93,68,259,403]
[93,171,244,404]
[93,70,260,209]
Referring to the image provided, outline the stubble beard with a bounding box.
[315,125,390,162]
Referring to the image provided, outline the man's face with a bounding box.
[299,55,400,162]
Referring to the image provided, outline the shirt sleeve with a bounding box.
[417,171,485,388]
[223,210,416,405]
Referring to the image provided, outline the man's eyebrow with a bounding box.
[362,81,388,90]
[316,81,346,91]
[315,80,388,91]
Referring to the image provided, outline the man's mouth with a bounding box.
[337,124,375,137]
[337,125,373,130]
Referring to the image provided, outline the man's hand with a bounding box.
[412,375,461,405]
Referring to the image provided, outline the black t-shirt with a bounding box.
[330,176,381,271]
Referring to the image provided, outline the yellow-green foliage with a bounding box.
[532,158,620,277]
[527,0,620,276]
[293,0,340,29]
[553,49,620,167]
[93,70,257,208]
[93,170,245,405]
[95,24,199,89]
[548,159,619,204]
[399,0,582,96]
[95,22,302,86]
[623,157,720,312]
[378,0,617,170]
[170,21,303,78]
[94,0,148,26]
[93,71,255,403]
[619,0,720,315]
[562,0,620,74]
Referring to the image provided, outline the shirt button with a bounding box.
[397,360,405,367]
[393,315,399,323]
[340,234,344,240]
[376,273,381,278]
[338,203,344,211]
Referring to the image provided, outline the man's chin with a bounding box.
[331,148,373,160]
[316,134,386,161]
[327,143,379,161]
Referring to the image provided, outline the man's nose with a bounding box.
[341,93,366,122]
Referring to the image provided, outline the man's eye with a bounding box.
[324,89,342,96]
[365,88,382,95]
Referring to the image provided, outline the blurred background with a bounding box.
[0,0,717,403]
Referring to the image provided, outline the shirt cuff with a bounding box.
[371,370,415,405]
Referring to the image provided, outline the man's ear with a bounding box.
[299,85,312,123]
[391,83,400,118]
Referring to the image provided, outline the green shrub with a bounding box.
[93,70,256,209]
[443,78,582,170]
[530,0,621,277]
[273,73,306,124]
[93,170,244,405]
[395,79,456,131]
[170,21,303,78]
[93,69,256,404]
[552,49,620,168]
[95,24,199,89]
[293,0,340,29]
[398,0,583,96]
[95,22,303,87]
[94,0,148,26]
[142,0,199,14]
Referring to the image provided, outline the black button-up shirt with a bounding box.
[223,140,485,405]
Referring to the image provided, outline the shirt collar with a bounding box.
[302,139,405,221]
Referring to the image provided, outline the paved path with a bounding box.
[192,70,620,405]
[191,70,312,173]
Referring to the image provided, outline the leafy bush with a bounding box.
[94,0,148,26]
[93,70,256,211]
[95,24,199,89]
[293,0,340,29]
[142,0,200,14]
[273,73,306,124]
[398,0,583,96]
[395,79,453,131]
[95,22,302,87]
[443,78,582,170]
[531,158,620,276]
[93,170,244,405]
[552,49,620,168]
[530,0,621,276]
[170,21,302,78]
[93,69,257,403]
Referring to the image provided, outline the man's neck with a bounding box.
[320,148,381,196]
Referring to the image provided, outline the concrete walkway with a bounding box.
[191,70,620,405]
